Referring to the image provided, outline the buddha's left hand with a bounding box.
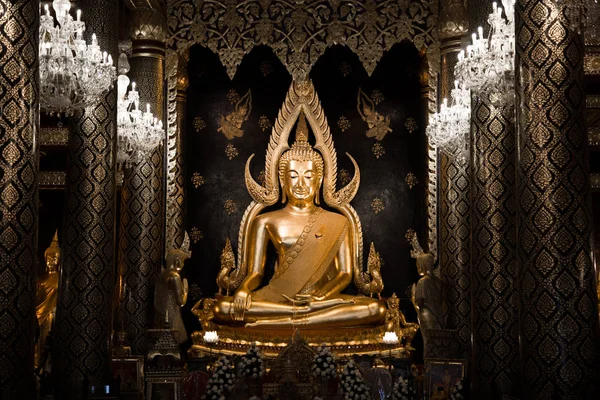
[282,294,325,305]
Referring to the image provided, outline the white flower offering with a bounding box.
[383,331,399,345]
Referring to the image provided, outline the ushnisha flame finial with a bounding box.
[293,110,309,146]
[45,229,61,258]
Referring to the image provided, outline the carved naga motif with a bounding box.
[361,242,384,298]
[216,237,236,295]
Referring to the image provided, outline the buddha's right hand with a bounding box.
[232,287,252,321]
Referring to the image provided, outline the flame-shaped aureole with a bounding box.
[232,79,366,293]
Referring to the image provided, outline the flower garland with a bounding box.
[312,343,337,379]
[340,360,370,400]
[239,343,265,379]
[450,379,465,400]
[392,374,417,400]
[202,356,235,400]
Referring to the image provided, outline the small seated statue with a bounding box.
[155,233,191,343]
[213,113,386,328]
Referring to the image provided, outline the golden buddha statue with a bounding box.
[191,80,417,357]
[213,112,386,328]
[35,230,61,370]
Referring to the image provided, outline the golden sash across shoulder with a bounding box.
[253,208,348,303]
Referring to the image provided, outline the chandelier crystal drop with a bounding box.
[39,0,116,116]
[426,81,471,157]
[117,53,164,167]
[455,0,515,105]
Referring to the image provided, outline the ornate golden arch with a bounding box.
[228,79,368,292]
[165,0,441,258]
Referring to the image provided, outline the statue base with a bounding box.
[189,324,416,359]
[190,295,419,359]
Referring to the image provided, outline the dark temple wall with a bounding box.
[183,44,427,324]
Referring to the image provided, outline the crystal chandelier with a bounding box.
[426,81,471,158]
[455,0,515,105]
[117,53,163,167]
[39,0,116,116]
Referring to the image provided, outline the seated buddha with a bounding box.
[212,112,387,329]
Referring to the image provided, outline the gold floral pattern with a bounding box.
[372,142,386,159]
[371,89,385,105]
[405,117,418,133]
[258,115,272,132]
[227,88,240,104]
[405,172,418,189]
[339,169,351,186]
[191,172,205,189]
[190,227,204,243]
[224,199,237,215]
[193,116,206,132]
[371,197,385,214]
[225,144,239,160]
[260,61,273,76]
[338,116,351,132]
[339,61,352,77]
[405,229,416,242]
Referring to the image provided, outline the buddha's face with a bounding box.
[45,252,59,273]
[416,254,434,276]
[284,160,319,204]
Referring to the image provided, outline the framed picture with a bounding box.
[425,359,467,400]
[111,357,144,398]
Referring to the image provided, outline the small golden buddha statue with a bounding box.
[35,230,61,370]
[213,112,386,328]
[155,233,191,343]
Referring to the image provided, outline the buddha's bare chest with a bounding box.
[268,216,311,252]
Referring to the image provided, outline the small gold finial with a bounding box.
[44,230,60,258]
[292,111,310,147]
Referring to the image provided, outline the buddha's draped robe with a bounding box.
[253,208,348,302]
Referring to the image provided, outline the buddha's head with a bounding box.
[278,112,324,205]
[44,230,61,274]
[166,251,188,271]
[166,232,191,271]
[416,253,434,276]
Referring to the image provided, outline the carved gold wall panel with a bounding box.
[0,1,39,397]
[168,0,438,81]
[516,0,599,397]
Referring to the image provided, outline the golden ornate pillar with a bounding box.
[515,1,599,397]
[468,1,520,397]
[165,51,189,250]
[53,0,119,396]
[437,0,471,356]
[118,0,166,355]
[0,1,39,398]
